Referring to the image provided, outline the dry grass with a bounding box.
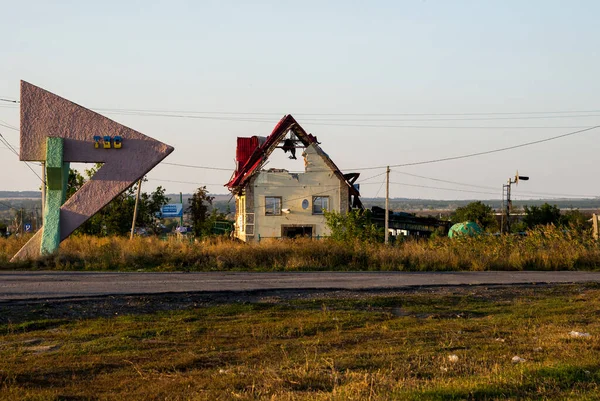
[2,285,600,400]
[2,225,600,271]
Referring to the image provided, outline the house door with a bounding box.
[282,225,313,239]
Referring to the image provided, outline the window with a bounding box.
[282,225,314,238]
[265,196,282,216]
[312,196,329,214]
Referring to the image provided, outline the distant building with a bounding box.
[370,206,451,238]
[226,115,362,241]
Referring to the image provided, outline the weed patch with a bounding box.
[1,285,600,399]
[2,225,600,272]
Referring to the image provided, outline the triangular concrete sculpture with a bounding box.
[11,81,174,261]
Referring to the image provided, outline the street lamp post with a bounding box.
[501,172,529,234]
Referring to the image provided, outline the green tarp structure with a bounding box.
[448,221,483,238]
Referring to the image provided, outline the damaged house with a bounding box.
[226,115,362,242]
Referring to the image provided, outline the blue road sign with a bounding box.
[160,203,184,218]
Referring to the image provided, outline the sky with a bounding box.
[1,0,599,201]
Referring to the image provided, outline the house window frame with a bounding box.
[312,196,330,215]
[265,196,282,216]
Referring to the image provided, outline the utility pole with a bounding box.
[385,166,390,244]
[504,178,512,233]
[179,192,184,228]
[501,172,529,234]
[130,179,143,240]
[500,187,504,234]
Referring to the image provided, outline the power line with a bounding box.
[391,170,597,198]
[357,171,388,183]
[147,177,344,189]
[162,162,233,171]
[269,115,600,122]
[0,131,44,183]
[160,161,388,177]
[75,106,600,117]
[392,170,497,190]
[2,100,598,196]
[3,94,600,116]
[389,181,500,196]
[161,125,599,173]
[98,109,600,129]
[511,190,598,199]
[101,110,276,123]
[0,133,19,156]
[389,181,597,199]
[4,94,600,119]
[0,200,22,212]
[354,125,600,171]
[285,122,593,130]
[374,175,387,198]
[150,169,594,200]
[0,120,18,131]
[2,104,597,129]
[148,175,594,200]
[147,178,221,186]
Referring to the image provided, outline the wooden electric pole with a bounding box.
[19,208,24,236]
[130,179,143,240]
[179,192,184,228]
[385,166,390,244]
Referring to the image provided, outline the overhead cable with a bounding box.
[391,170,597,198]
[353,125,600,171]
[0,132,44,183]
[0,121,19,131]
[162,162,232,171]
[160,126,599,173]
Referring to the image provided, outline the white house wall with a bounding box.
[242,144,344,241]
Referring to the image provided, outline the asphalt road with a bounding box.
[2,271,600,301]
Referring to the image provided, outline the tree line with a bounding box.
[450,201,589,233]
[67,166,224,237]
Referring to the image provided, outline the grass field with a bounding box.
[2,225,600,272]
[2,284,600,400]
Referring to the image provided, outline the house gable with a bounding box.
[226,115,361,206]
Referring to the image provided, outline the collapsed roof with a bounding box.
[225,114,362,207]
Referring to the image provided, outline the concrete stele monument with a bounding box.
[11,81,174,261]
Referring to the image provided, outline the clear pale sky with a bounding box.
[1,0,599,201]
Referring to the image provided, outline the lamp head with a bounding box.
[515,170,529,185]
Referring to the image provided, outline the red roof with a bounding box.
[225,115,358,197]
[236,136,259,168]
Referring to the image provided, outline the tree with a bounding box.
[522,203,561,229]
[451,201,497,231]
[66,167,168,236]
[324,209,383,242]
[66,169,85,200]
[188,186,215,237]
[560,209,590,231]
[519,203,590,231]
